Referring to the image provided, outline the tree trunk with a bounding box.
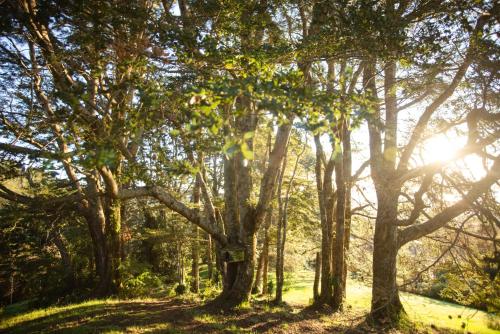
[191,179,201,293]
[314,135,335,306]
[371,223,403,323]
[332,143,346,311]
[370,196,404,323]
[84,210,111,296]
[52,231,76,291]
[253,250,265,294]
[262,224,270,295]
[191,226,200,293]
[313,252,321,301]
[107,198,122,294]
[216,228,257,308]
[207,234,214,282]
[275,219,285,302]
[343,126,352,295]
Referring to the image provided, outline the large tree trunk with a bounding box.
[371,217,403,323]
[216,227,257,308]
[364,60,404,323]
[370,187,404,323]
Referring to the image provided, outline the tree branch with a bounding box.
[398,156,500,246]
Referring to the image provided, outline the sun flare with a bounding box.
[420,135,462,163]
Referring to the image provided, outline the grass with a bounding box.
[282,270,500,334]
[1,270,498,333]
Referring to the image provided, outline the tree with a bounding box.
[359,2,499,323]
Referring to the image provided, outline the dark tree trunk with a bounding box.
[216,227,257,308]
[313,252,321,301]
[84,210,111,297]
[371,224,403,323]
[52,231,76,291]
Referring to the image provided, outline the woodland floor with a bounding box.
[1,271,498,334]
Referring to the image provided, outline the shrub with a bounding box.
[121,271,163,298]
[175,283,187,295]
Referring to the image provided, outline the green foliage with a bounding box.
[175,284,187,296]
[119,259,165,299]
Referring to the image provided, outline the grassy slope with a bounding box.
[1,270,498,334]
[282,271,499,334]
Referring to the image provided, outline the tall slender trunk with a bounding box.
[314,136,335,306]
[313,252,321,301]
[253,250,265,294]
[262,223,270,294]
[275,156,286,303]
[343,127,352,294]
[207,234,214,282]
[191,180,201,293]
[333,129,347,311]
[191,227,200,293]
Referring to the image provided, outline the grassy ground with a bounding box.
[281,271,499,334]
[1,270,498,334]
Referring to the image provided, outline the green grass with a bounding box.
[1,270,498,334]
[282,270,500,334]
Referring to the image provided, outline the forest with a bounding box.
[0,0,499,333]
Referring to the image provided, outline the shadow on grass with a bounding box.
[2,297,448,334]
[1,299,201,334]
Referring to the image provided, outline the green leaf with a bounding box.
[240,142,254,160]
